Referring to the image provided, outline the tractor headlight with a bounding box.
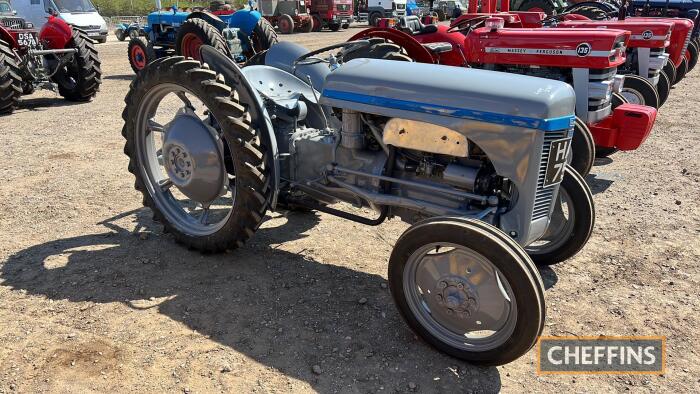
[612,75,625,94]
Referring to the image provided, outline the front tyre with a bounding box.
[657,70,671,107]
[621,74,659,108]
[175,18,231,60]
[52,27,102,102]
[128,36,156,73]
[570,117,595,177]
[687,39,699,72]
[674,56,689,85]
[389,218,545,366]
[122,57,270,252]
[526,166,595,266]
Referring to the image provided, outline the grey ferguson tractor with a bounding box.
[121,41,595,365]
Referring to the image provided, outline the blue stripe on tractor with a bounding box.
[322,90,575,131]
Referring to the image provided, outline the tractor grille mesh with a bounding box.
[682,30,692,58]
[337,4,350,11]
[532,129,570,221]
[1,17,25,29]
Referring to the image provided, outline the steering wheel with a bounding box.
[446,15,488,34]
[293,40,371,68]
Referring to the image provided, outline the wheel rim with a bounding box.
[403,243,518,352]
[182,33,204,60]
[621,87,645,105]
[131,45,147,69]
[280,19,290,33]
[526,185,574,255]
[135,83,235,237]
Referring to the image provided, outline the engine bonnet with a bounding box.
[320,58,575,131]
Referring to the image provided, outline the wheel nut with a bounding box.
[457,283,464,289]
[439,281,447,289]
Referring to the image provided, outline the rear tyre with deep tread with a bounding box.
[514,0,554,14]
[0,39,22,114]
[52,27,102,102]
[568,5,608,20]
[248,18,279,57]
[175,18,231,60]
[342,39,414,62]
[122,57,270,252]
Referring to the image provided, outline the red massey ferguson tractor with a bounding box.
[349,16,658,173]
[0,10,100,115]
[309,0,354,31]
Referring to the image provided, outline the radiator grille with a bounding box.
[1,17,25,29]
[532,129,570,221]
[682,29,692,58]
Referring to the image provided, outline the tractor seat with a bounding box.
[398,15,438,35]
[422,42,453,54]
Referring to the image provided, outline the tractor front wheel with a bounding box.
[657,70,671,107]
[570,117,595,177]
[0,39,22,114]
[115,29,125,41]
[175,18,230,60]
[52,28,102,102]
[621,74,659,108]
[662,59,677,84]
[128,37,156,73]
[674,56,689,85]
[687,40,699,73]
[329,23,341,32]
[278,14,295,34]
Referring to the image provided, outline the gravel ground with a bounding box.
[0,27,699,393]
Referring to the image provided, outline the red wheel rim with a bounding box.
[182,33,204,60]
[131,45,147,70]
[279,19,290,33]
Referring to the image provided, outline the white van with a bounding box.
[12,0,108,43]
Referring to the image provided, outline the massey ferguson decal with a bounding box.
[576,43,592,57]
[642,30,653,40]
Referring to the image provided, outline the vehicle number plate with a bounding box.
[543,138,571,188]
[88,31,100,36]
[17,32,38,47]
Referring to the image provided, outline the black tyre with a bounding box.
[526,166,595,266]
[129,29,140,40]
[621,74,659,108]
[115,29,125,41]
[122,57,270,252]
[687,39,699,72]
[657,70,671,107]
[278,14,295,34]
[342,38,413,62]
[248,18,278,56]
[311,14,322,31]
[176,18,230,60]
[674,56,688,85]
[568,5,607,20]
[662,59,677,85]
[436,9,446,21]
[514,0,554,14]
[128,36,156,73]
[329,23,341,32]
[369,12,382,27]
[52,27,102,102]
[0,39,22,114]
[389,217,545,365]
[342,23,350,29]
[570,117,595,177]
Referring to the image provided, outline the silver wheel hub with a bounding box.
[435,277,479,319]
[162,111,226,204]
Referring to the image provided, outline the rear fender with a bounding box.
[39,15,73,49]
[200,45,280,207]
[0,26,17,48]
[263,41,331,90]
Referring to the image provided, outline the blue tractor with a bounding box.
[127,2,278,73]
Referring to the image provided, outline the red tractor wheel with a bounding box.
[128,36,155,73]
[175,18,230,60]
[312,14,322,31]
[302,18,314,33]
[0,39,22,114]
[278,14,295,34]
[52,27,102,102]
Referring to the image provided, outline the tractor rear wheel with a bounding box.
[369,12,382,27]
[621,74,659,108]
[657,70,671,107]
[278,14,295,34]
[128,36,156,73]
[686,40,698,73]
[329,23,341,32]
[52,27,102,102]
[0,39,22,114]
[570,117,595,177]
[526,166,595,266]
[122,57,270,252]
[674,56,689,84]
[312,14,322,31]
[514,0,554,14]
[248,18,278,56]
[342,38,414,62]
[568,5,607,20]
[176,18,230,61]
